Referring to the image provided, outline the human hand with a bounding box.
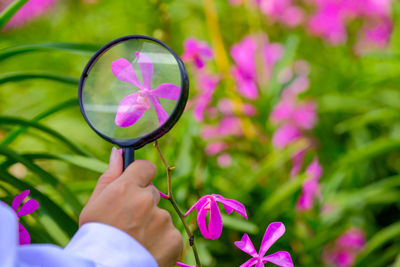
[79,147,183,267]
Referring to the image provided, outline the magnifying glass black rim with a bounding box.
[78,35,189,149]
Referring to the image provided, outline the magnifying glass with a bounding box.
[78,35,189,170]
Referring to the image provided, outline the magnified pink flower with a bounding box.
[6,190,39,245]
[1,0,57,30]
[111,52,180,127]
[235,222,293,267]
[296,158,323,211]
[185,194,247,239]
[323,228,366,267]
[182,38,213,68]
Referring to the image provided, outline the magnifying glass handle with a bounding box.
[122,147,135,170]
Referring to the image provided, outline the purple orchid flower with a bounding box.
[185,194,247,240]
[181,38,213,68]
[9,190,39,245]
[296,158,323,211]
[175,262,195,267]
[235,222,293,267]
[111,52,180,127]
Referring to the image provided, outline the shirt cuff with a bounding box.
[65,222,158,267]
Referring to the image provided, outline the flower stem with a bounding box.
[154,141,202,267]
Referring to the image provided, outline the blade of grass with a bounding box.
[0,0,28,30]
[0,116,91,156]
[1,98,77,146]
[0,42,100,61]
[0,72,79,85]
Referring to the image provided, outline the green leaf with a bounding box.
[1,99,77,146]
[355,221,400,265]
[0,42,100,61]
[220,214,259,234]
[0,170,77,237]
[0,0,28,30]
[57,154,107,173]
[0,146,83,215]
[0,72,79,85]
[0,116,91,156]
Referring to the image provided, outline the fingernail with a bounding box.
[109,147,118,165]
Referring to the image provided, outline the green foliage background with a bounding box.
[0,0,399,266]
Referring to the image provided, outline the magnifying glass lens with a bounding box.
[82,38,182,141]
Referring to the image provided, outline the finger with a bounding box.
[120,160,156,188]
[144,184,161,205]
[90,147,123,201]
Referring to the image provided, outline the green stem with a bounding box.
[0,0,29,30]
[154,141,202,267]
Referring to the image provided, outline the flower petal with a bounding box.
[115,93,147,127]
[262,251,293,267]
[135,52,153,90]
[149,96,169,126]
[185,196,208,216]
[240,258,258,267]
[176,262,195,267]
[208,199,223,239]
[151,83,180,100]
[215,195,248,219]
[17,199,39,217]
[234,233,258,257]
[197,199,223,239]
[259,222,286,256]
[12,190,30,212]
[18,223,31,245]
[111,58,143,89]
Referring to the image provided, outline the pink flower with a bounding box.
[257,0,304,27]
[111,52,180,127]
[296,158,323,211]
[201,116,243,139]
[1,0,56,30]
[217,153,232,167]
[193,73,220,122]
[205,141,228,156]
[323,228,366,267]
[7,190,39,245]
[235,222,294,267]
[231,35,283,99]
[185,194,247,239]
[182,38,213,68]
[272,124,302,149]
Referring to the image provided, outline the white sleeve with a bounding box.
[65,222,158,267]
[0,204,157,267]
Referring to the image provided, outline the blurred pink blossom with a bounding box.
[256,0,304,27]
[1,0,57,30]
[201,116,243,139]
[185,194,247,239]
[205,141,228,156]
[296,158,323,211]
[272,124,302,149]
[182,38,213,68]
[217,153,232,167]
[235,222,294,267]
[231,35,283,99]
[323,228,366,267]
[193,73,220,122]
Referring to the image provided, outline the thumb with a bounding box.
[90,147,123,201]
